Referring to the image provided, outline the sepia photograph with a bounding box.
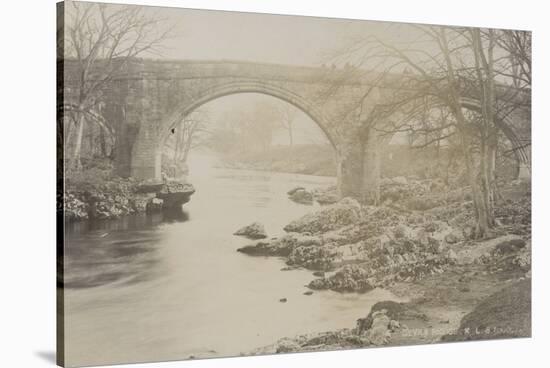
[56,1,531,366]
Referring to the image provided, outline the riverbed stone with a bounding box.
[156,182,195,209]
[287,187,306,196]
[237,233,322,257]
[288,188,314,205]
[234,222,268,239]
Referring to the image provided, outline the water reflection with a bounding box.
[62,208,190,289]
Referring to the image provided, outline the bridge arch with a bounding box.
[158,81,337,148]
[459,97,530,167]
[381,97,530,175]
[131,80,339,181]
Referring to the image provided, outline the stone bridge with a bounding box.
[62,58,531,200]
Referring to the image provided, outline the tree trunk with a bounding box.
[64,118,74,154]
[439,28,493,238]
[70,113,85,170]
[361,127,381,205]
[99,127,107,157]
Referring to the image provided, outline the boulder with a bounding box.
[356,301,407,333]
[366,312,392,345]
[288,188,314,205]
[237,233,321,257]
[237,240,287,257]
[443,279,531,342]
[156,182,195,209]
[287,187,306,195]
[136,182,165,194]
[284,197,361,234]
[494,238,526,255]
[145,198,164,213]
[313,186,339,205]
[233,222,268,239]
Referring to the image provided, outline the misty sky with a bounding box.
[139,5,404,144]
[69,2,509,147]
[151,6,397,66]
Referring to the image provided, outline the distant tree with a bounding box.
[276,103,298,146]
[223,102,279,153]
[165,110,210,177]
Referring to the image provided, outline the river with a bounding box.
[63,154,399,366]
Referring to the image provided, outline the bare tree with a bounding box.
[276,104,297,146]
[166,110,210,177]
[495,30,531,91]
[377,25,497,237]
[62,1,172,169]
[324,24,530,237]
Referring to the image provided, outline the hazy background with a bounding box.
[2,0,546,368]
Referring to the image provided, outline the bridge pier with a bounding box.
[114,122,139,178]
[336,129,382,204]
[130,127,162,181]
[131,148,161,180]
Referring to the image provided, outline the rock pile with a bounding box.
[284,197,361,234]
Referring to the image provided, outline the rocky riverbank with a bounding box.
[237,177,531,354]
[63,173,195,221]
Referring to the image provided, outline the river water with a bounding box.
[63,154,399,367]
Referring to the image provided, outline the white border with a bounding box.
[0,1,547,367]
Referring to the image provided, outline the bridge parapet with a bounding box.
[60,58,531,199]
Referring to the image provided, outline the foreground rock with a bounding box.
[234,222,268,239]
[254,300,419,354]
[284,197,361,234]
[442,278,531,342]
